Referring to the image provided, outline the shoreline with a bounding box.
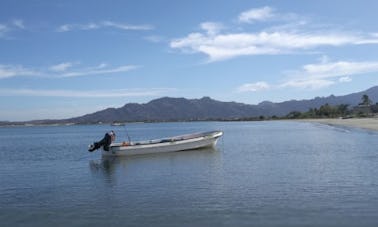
[298,118,378,131]
[3,118,378,131]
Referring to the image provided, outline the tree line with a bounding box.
[285,104,350,119]
[285,94,377,119]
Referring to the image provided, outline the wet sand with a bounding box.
[300,118,378,131]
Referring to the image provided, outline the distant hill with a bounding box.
[6,86,378,125]
[66,97,262,123]
[0,121,10,126]
[262,85,378,116]
[64,86,378,124]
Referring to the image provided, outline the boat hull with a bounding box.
[101,131,223,156]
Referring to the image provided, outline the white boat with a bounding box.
[102,131,223,156]
[111,122,125,126]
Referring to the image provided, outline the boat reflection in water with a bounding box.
[89,147,223,184]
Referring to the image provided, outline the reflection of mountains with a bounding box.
[89,147,223,183]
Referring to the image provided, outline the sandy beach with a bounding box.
[300,118,378,131]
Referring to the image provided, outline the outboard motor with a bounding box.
[88,131,116,152]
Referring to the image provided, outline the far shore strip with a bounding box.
[300,118,378,131]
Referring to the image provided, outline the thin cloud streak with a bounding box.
[143,35,165,43]
[0,88,175,98]
[281,60,378,89]
[280,79,335,90]
[238,59,378,91]
[12,19,25,29]
[57,21,153,32]
[0,63,140,79]
[49,62,75,72]
[58,65,140,78]
[0,64,40,79]
[238,81,270,92]
[300,61,378,78]
[0,19,25,38]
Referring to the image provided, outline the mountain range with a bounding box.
[6,86,378,125]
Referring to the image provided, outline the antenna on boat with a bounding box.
[124,124,131,144]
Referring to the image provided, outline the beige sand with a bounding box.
[300,118,378,131]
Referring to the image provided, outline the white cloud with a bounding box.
[12,19,24,29]
[238,81,270,92]
[301,60,378,79]
[238,59,378,91]
[58,64,139,78]
[0,63,140,79]
[238,6,275,23]
[0,65,40,79]
[57,24,72,32]
[170,6,378,62]
[0,19,24,38]
[49,62,75,72]
[339,76,352,83]
[57,21,153,32]
[144,35,164,43]
[0,88,174,98]
[171,31,375,62]
[200,22,224,35]
[101,21,153,30]
[96,63,108,69]
[280,79,335,89]
[0,24,9,38]
[282,60,378,89]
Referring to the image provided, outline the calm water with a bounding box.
[1,121,378,226]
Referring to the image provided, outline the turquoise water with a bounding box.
[1,121,378,226]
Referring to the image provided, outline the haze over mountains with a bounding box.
[3,86,378,125]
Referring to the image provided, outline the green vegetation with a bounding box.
[360,94,372,106]
[285,103,350,119]
[199,95,378,121]
[285,94,377,120]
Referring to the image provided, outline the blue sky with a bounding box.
[1,0,378,121]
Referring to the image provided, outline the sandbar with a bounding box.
[299,118,378,131]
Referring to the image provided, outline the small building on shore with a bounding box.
[352,104,378,116]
